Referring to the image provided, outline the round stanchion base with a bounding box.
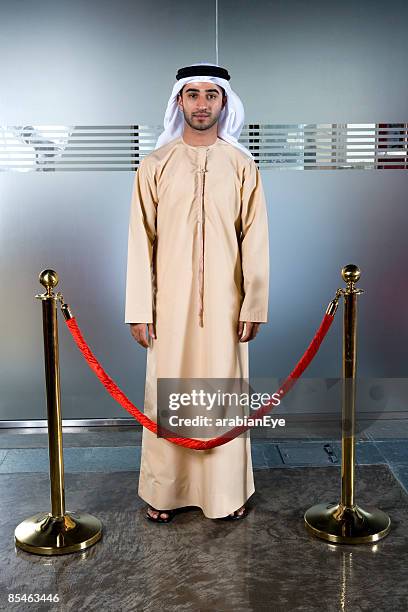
[14,511,102,555]
[304,502,391,544]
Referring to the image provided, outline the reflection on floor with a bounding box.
[1,427,408,611]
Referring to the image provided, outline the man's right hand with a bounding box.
[129,323,156,348]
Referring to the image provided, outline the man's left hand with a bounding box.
[237,321,262,342]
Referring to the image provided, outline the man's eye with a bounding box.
[188,94,217,99]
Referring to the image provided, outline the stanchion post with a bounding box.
[304,264,391,544]
[41,270,65,518]
[341,269,358,509]
[14,269,103,555]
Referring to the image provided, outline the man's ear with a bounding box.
[177,92,183,110]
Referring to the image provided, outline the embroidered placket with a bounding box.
[197,149,208,327]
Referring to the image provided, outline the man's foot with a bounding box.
[220,505,248,520]
[230,505,246,517]
[145,506,175,523]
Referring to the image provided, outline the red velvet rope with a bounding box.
[64,312,335,450]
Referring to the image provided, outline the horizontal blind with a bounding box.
[0,123,406,171]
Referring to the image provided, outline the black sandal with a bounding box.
[145,506,176,524]
[220,506,249,521]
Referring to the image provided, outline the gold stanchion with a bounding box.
[14,269,102,555]
[304,264,391,543]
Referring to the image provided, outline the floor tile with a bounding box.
[374,440,408,465]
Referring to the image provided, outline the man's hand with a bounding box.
[237,321,262,342]
[129,323,156,348]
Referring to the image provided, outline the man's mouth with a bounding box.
[194,114,210,118]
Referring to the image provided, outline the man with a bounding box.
[125,63,269,523]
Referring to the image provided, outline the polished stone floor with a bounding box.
[0,427,407,611]
[1,466,407,612]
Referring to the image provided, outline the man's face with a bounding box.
[177,81,227,132]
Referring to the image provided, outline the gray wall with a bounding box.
[1,0,407,421]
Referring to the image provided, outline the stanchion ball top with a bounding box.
[341,264,361,284]
[39,269,59,289]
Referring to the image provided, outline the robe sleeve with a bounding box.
[238,159,270,323]
[124,158,158,324]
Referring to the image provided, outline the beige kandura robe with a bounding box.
[125,135,269,518]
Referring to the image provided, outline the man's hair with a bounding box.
[178,84,226,98]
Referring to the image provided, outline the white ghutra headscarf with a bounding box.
[155,62,254,160]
